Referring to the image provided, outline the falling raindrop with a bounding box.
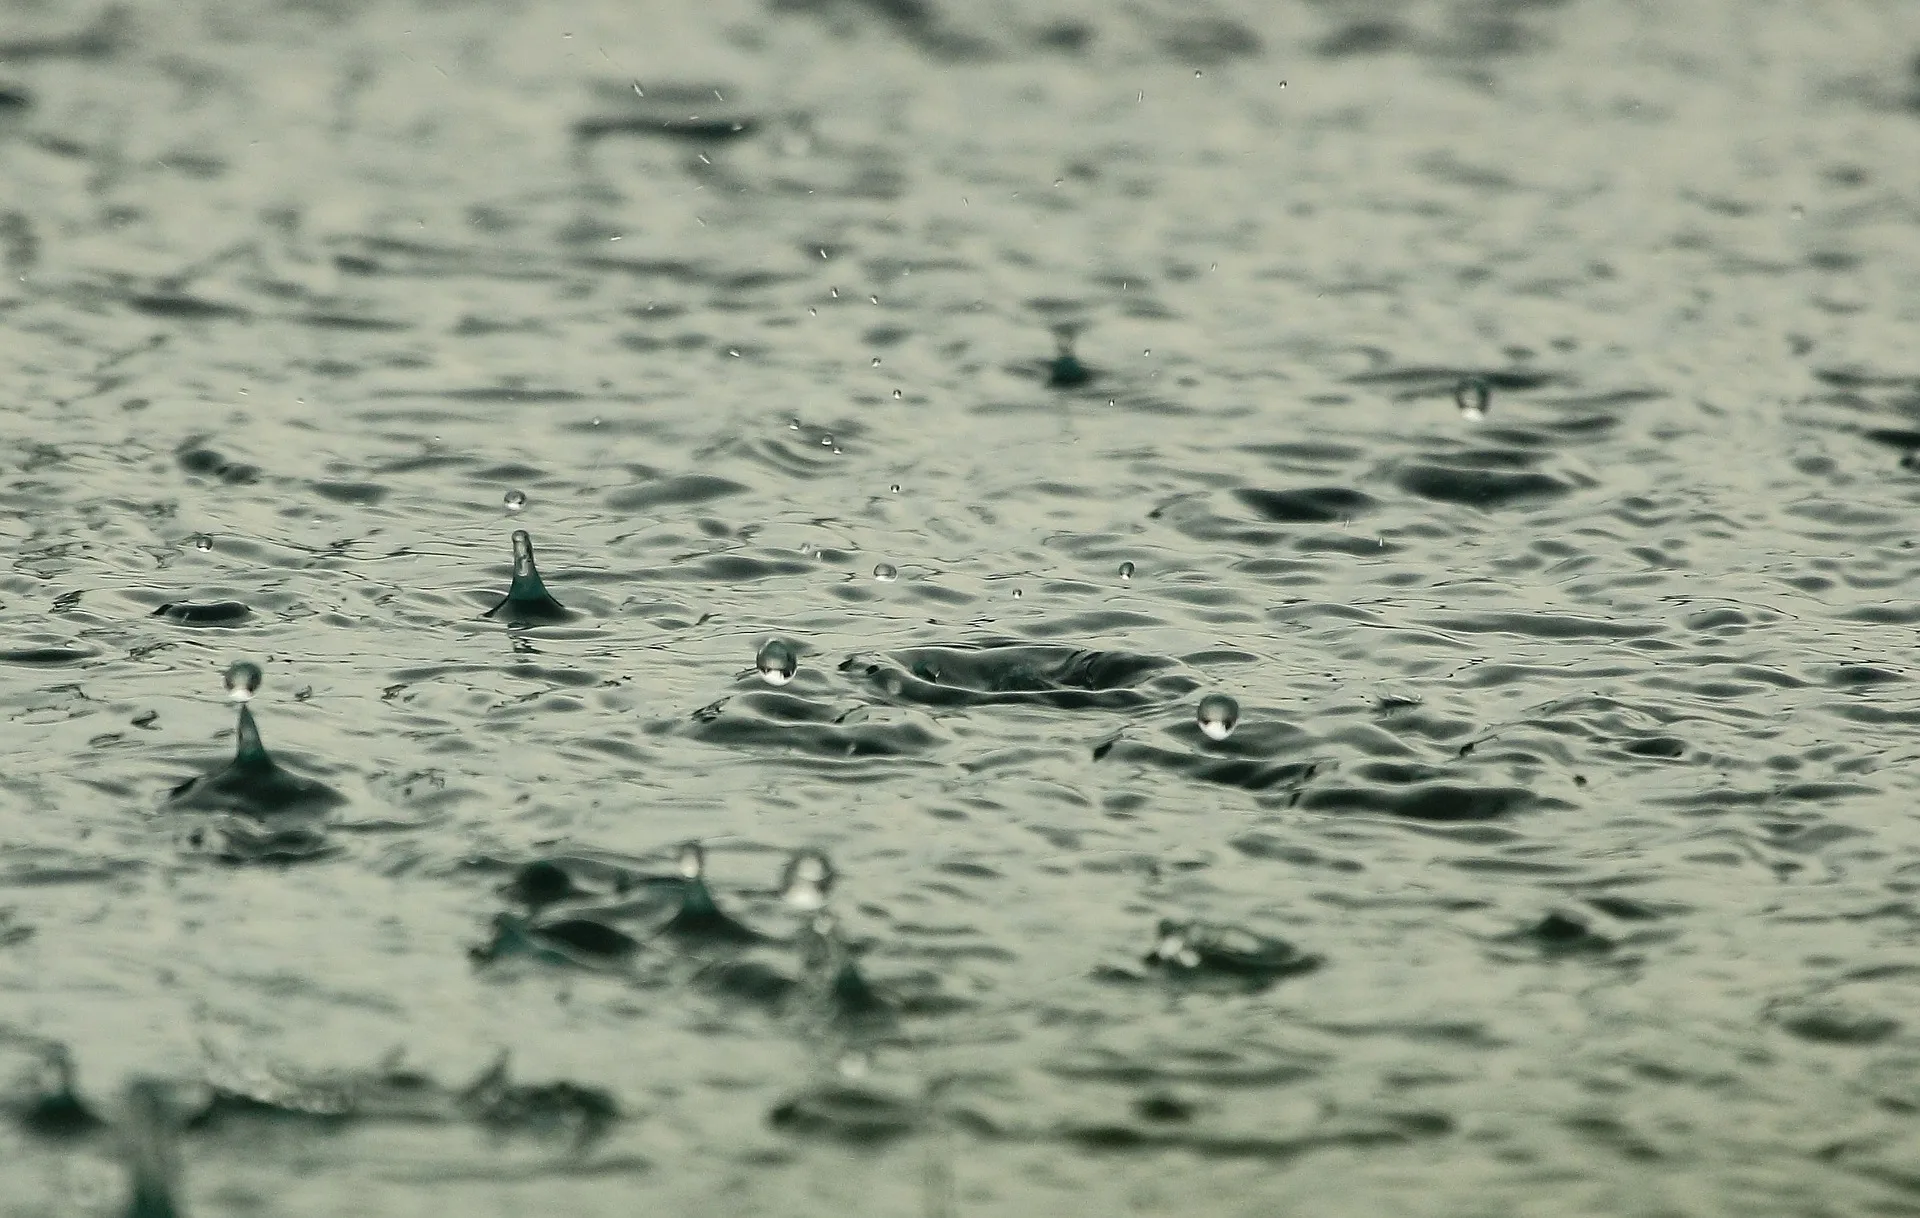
[503,490,528,514]
[892,388,902,399]
[820,434,834,447]
[871,357,881,367]
[889,483,901,494]
[755,639,799,686]
[1455,377,1491,421]
[873,563,898,582]
[1119,561,1135,580]
[223,661,263,704]
[191,534,213,552]
[1196,694,1239,741]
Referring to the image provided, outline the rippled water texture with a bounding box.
[6,0,1920,1214]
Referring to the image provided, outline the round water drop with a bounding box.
[755,638,799,686]
[782,849,835,911]
[870,357,881,367]
[873,563,898,582]
[224,661,263,704]
[503,489,528,514]
[889,483,901,494]
[820,434,834,446]
[676,840,706,880]
[1119,561,1135,580]
[1455,377,1491,421]
[892,388,902,399]
[191,534,213,552]
[1196,694,1239,741]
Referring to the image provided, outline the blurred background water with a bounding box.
[5,0,1920,1213]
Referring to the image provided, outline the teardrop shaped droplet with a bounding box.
[755,639,799,686]
[1455,376,1491,421]
[872,563,897,582]
[1196,694,1239,742]
[503,489,528,514]
[224,661,262,703]
[781,849,835,911]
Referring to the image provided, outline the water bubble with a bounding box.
[191,534,213,552]
[782,849,835,911]
[1196,694,1239,741]
[873,563,897,582]
[755,638,799,686]
[676,840,706,881]
[1119,561,1135,580]
[503,490,527,514]
[1454,377,1491,421]
[224,661,263,703]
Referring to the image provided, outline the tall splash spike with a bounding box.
[485,530,573,624]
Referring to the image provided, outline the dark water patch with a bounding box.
[152,600,251,626]
[0,9,124,61]
[844,641,1181,711]
[769,0,993,61]
[574,114,758,142]
[1348,366,1559,394]
[1426,612,1660,641]
[1302,782,1554,822]
[128,293,250,321]
[1501,911,1615,954]
[1053,1121,1439,1161]
[1767,1000,1900,1046]
[1619,735,1686,759]
[1864,428,1920,452]
[607,474,748,511]
[471,911,640,970]
[768,1084,919,1145]
[1140,919,1323,988]
[6,1045,106,1139]
[1396,462,1570,508]
[309,480,389,505]
[1233,486,1375,523]
[293,312,410,332]
[1095,738,1318,796]
[174,439,260,484]
[679,692,943,759]
[460,1054,618,1147]
[1828,664,1902,686]
[0,644,95,665]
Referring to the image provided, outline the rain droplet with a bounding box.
[871,357,881,367]
[892,388,902,399]
[192,534,213,552]
[889,483,901,494]
[503,490,528,514]
[873,563,898,582]
[224,661,263,704]
[782,849,835,911]
[1119,561,1135,580]
[1194,69,1203,78]
[820,434,834,446]
[1196,694,1239,741]
[1455,377,1491,421]
[756,638,799,686]
[1011,588,1022,598]
[676,840,706,880]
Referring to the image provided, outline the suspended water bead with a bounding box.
[872,563,897,582]
[888,483,901,494]
[661,838,761,944]
[892,389,902,399]
[1196,693,1240,742]
[1119,561,1135,580]
[781,849,835,911]
[503,489,528,514]
[1455,376,1491,421]
[223,661,263,703]
[191,533,213,552]
[755,638,799,686]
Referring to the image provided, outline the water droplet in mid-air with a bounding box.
[755,638,799,686]
[889,483,901,494]
[873,563,898,582]
[871,357,881,367]
[224,661,262,703]
[676,840,706,880]
[1196,694,1239,741]
[782,849,835,911]
[192,534,213,552]
[1455,377,1491,421]
[892,388,902,399]
[503,489,527,514]
[1119,561,1135,580]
